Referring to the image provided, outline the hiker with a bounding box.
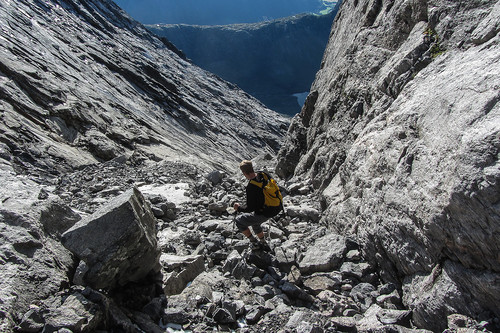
[233,160,282,251]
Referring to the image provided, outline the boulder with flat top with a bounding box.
[61,187,160,290]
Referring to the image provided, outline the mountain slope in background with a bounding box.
[148,11,337,115]
[0,0,288,179]
[113,0,339,25]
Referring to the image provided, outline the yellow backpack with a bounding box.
[250,172,283,207]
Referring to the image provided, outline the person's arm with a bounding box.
[237,184,263,213]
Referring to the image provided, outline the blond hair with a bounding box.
[239,160,254,174]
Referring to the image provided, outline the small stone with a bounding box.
[213,307,235,324]
[254,285,275,300]
[341,284,353,292]
[343,308,359,317]
[206,170,224,185]
[346,250,361,261]
[151,205,164,217]
[330,316,357,331]
[163,307,190,325]
[246,306,266,325]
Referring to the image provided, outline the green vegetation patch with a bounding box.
[319,0,339,15]
[423,27,446,58]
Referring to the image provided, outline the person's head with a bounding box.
[239,160,256,179]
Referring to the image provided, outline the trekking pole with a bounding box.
[272,213,292,266]
[226,206,238,249]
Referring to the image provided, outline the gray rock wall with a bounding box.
[0,0,288,177]
[0,163,76,331]
[277,0,500,330]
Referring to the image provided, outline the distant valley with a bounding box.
[114,0,339,25]
[148,11,338,115]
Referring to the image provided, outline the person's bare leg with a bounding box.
[242,228,261,249]
[242,228,254,239]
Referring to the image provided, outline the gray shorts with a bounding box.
[235,213,269,234]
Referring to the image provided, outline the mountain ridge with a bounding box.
[148,11,337,115]
[114,0,339,25]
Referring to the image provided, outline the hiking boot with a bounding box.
[250,241,261,251]
[259,241,272,252]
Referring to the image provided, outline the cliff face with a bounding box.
[277,0,500,330]
[0,0,288,178]
[148,12,337,115]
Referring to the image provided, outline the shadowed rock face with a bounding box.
[0,0,289,178]
[148,11,338,116]
[277,0,500,330]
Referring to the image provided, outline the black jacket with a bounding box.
[237,173,281,217]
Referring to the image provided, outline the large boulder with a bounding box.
[61,187,161,290]
[299,233,347,274]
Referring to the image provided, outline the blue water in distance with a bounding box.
[114,0,338,25]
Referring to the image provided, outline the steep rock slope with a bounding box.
[277,0,500,330]
[148,11,337,115]
[0,0,288,179]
